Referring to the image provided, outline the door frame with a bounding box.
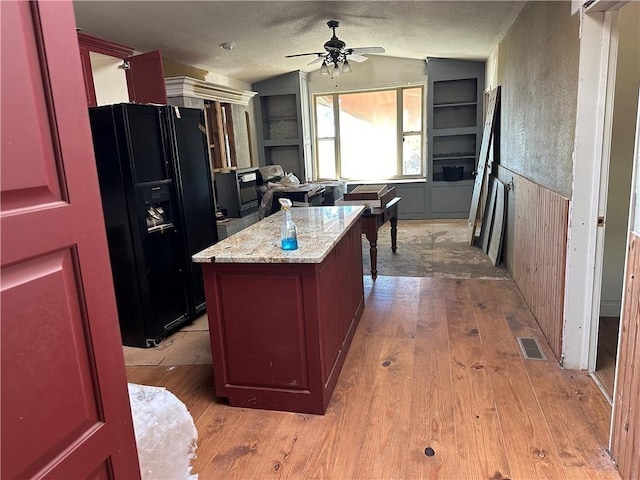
[586,11,620,387]
[563,1,626,370]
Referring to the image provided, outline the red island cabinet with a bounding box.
[194,206,365,414]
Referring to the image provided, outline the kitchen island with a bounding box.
[193,206,365,414]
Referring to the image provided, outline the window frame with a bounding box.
[312,85,425,181]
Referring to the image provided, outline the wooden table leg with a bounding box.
[361,221,379,280]
[390,215,398,253]
[369,238,378,279]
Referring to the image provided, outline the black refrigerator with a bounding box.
[89,103,218,347]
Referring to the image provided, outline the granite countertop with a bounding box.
[192,205,365,264]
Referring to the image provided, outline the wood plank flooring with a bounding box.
[126,276,620,479]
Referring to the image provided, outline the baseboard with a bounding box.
[599,300,621,317]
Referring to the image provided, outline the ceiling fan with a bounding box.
[285,20,385,75]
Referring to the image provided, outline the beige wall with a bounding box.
[496,1,580,273]
[307,55,426,95]
[162,57,208,81]
[600,1,640,315]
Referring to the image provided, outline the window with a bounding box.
[314,86,424,180]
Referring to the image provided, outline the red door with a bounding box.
[1,2,140,478]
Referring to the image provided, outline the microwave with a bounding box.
[214,168,259,218]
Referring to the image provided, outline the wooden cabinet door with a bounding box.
[126,50,168,104]
[0,2,140,478]
[77,33,167,107]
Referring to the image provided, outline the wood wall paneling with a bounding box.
[611,231,640,480]
[512,175,569,361]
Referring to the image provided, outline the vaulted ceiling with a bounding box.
[73,1,525,85]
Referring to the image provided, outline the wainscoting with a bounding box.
[611,231,640,480]
[510,174,570,362]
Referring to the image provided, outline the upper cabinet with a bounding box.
[252,71,312,181]
[125,50,167,104]
[77,32,167,107]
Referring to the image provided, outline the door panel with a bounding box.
[0,1,64,212]
[172,107,218,314]
[2,251,101,478]
[125,106,170,183]
[142,231,189,336]
[126,50,167,105]
[1,1,140,478]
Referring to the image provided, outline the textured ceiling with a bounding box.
[73,1,525,85]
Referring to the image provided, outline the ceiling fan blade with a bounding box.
[347,53,369,63]
[285,52,325,58]
[307,56,326,65]
[349,47,386,54]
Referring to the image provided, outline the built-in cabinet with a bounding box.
[253,71,312,181]
[315,59,484,220]
[426,58,485,216]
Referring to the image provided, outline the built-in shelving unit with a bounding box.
[426,58,484,216]
[252,71,312,181]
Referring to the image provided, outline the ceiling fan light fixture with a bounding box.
[286,21,383,77]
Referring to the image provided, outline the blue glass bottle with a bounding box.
[279,198,298,250]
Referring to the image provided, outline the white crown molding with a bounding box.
[165,76,257,105]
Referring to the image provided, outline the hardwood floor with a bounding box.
[126,277,620,479]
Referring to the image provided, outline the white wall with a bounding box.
[634,95,640,232]
[485,45,499,93]
[90,52,129,106]
[204,71,252,92]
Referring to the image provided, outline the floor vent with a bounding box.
[517,337,546,361]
